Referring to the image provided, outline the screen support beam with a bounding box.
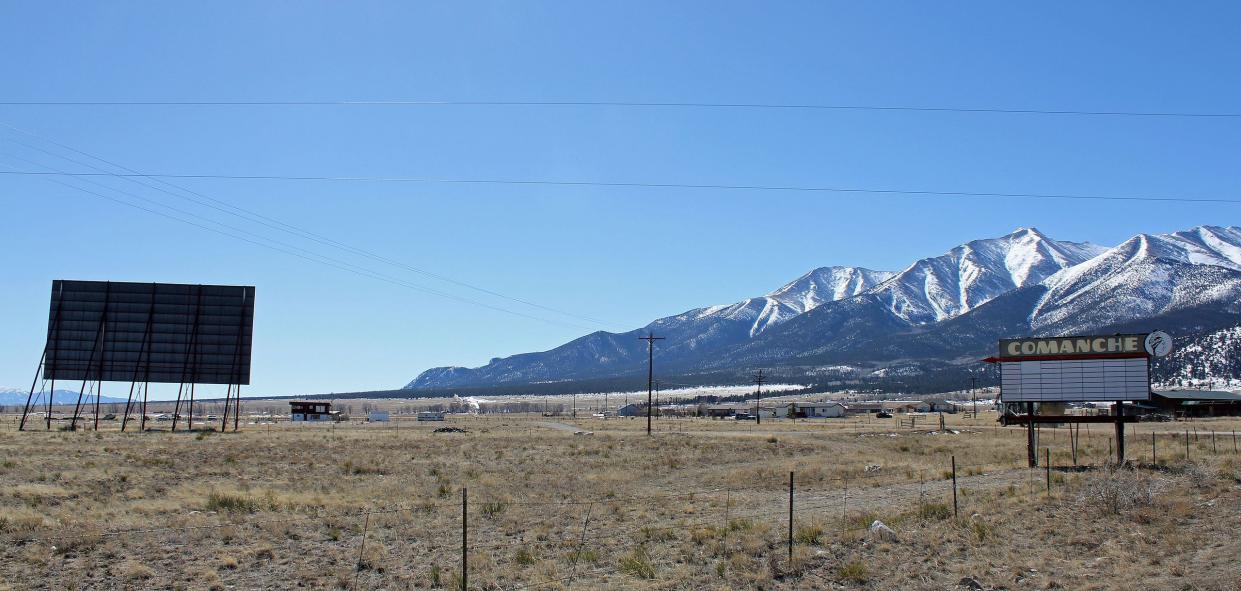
[172,285,205,433]
[1026,402,1037,468]
[71,281,111,432]
[122,285,158,432]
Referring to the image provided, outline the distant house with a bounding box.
[885,400,932,413]
[789,401,846,419]
[417,411,446,421]
[368,410,390,422]
[706,405,744,418]
[290,401,335,422]
[843,401,885,414]
[926,399,957,413]
[1150,390,1241,417]
[844,400,931,414]
[617,403,644,417]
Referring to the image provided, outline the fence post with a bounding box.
[1212,431,1217,454]
[1185,430,1190,461]
[951,456,958,518]
[787,471,794,563]
[1151,431,1156,465]
[567,502,594,585]
[1234,430,1238,453]
[353,512,371,591]
[1071,423,1078,466]
[841,475,848,529]
[1045,448,1051,494]
[461,487,468,591]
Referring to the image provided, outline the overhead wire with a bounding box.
[1,99,1238,119]
[0,122,616,329]
[2,168,1237,205]
[0,152,598,332]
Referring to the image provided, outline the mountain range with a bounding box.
[407,225,1241,394]
[0,387,129,406]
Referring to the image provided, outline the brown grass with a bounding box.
[0,413,1238,589]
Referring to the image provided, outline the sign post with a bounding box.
[988,332,1171,467]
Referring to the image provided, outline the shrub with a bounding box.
[917,502,952,521]
[568,547,599,564]
[619,546,656,579]
[837,559,869,583]
[969,518,992,541]
[252,544,275,560]
[727,518,754,532]
[690,527,718,545]
[357,541,388,572]
[480,501,507,518]
[794,524,823,545]
[638,526,676,543]
[122,561,154,580]
[206,491,258,513]
[1077,466,1163,515]
[514,546,536,566]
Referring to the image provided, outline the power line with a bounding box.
[0,124,616,329]
[0,154,600,332]
[1,168,1237,205]
[0,99,1238,118]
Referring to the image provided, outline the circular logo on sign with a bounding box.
[1145,331,1173,357]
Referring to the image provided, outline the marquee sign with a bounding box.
[991,333,1160,403]
[999,335,1146,359]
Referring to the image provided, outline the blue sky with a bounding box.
[1,1,1238,397]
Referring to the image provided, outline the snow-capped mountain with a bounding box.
[1156,324,1241,389]
[692,266,893,338]
[407,225,1241,392]
[873,228,1105,325]
[0,387,128,406]
[1032,226,1241,333]
[405,265,891,389]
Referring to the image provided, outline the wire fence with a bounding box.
[6,433,1232,591]
[3,415,1238,589]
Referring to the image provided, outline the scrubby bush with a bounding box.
[619,546,656,579]
[206,491,258,513]
[1077,466,1163,515]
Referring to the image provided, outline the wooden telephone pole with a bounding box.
[639,333,665,436]
[753,369,767,425]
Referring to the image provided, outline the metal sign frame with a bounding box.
[19,280,255,433]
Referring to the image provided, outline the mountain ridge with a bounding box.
[407,225,1241,392]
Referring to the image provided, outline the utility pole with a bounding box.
[639,332,665,436]
[970,369,978,418]
[654,379,661,418]
[753,369,767,425]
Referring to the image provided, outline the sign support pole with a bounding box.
[1114,402,1126,464]
[1026,402,1037,468]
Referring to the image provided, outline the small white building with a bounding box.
[417,411,445,421]
[774,401,846,418]
[368,410,390,422]
[792,401,846,418]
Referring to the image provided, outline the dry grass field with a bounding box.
[1,411,1239,591]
